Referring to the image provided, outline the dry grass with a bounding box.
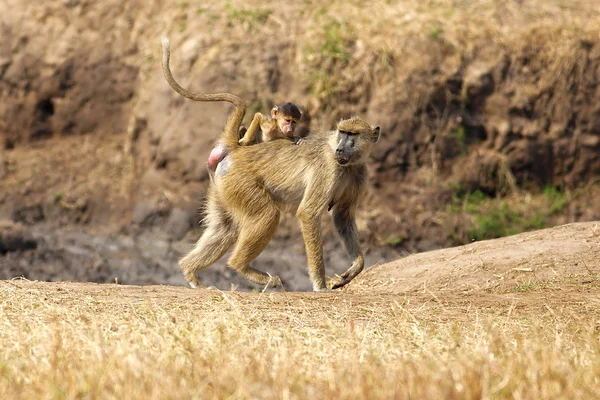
[1,281,599,399]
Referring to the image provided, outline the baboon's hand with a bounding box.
[329,263,364,290]
[330,277,352,290]
[295,138,303,145]
[238,138,252,146]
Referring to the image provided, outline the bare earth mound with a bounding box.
[1,222,599,398]
[351,220,600,295]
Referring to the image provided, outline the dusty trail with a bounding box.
[3,221,599,311]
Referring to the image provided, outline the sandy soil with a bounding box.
[4,221,598,301]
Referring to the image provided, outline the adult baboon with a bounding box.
[161,36,380,291]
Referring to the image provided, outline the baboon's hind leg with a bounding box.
[179,207,237,288]
[227,207,282,288]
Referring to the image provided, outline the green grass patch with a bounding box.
[513,281,535,293]
[542,185,568,214]
[448,186,573,242]
[384,234,406,247]
[449,126,466,143]
[319,22,351,63]
[429,27,443,41]
[303,22,355,103]
[225,2,272,28]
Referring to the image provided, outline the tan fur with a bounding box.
[161,37,380,291]
[161,36,245,150]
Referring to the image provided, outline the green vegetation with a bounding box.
[225,2,272,28]
[542,185,568,214]
[429,27,443,41]
[448,186,573,242]
[385,234,406,247]
[304,22,355,103]
[449,126,466,143]
[318,22,351,63]
[513,281,535,293]
[468,201,545,242]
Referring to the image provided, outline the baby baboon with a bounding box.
[161,36,380,291]
[238,102,303,146]
[207,102,302,172]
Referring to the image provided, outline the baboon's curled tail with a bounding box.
[160,36,245,149]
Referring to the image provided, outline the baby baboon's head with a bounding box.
[272,102,302,137]
[330,116,380,166]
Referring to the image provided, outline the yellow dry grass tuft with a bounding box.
[1,281,599,399]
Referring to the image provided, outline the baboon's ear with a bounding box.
[371,126,381,143]
[271,105,279,118]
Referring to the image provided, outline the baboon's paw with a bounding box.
[187,278,206,289]
[331,278,352,290]
[327,275,354,290]
[340,269,351,279]
[268,275,284,288]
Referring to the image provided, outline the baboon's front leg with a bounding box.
[296,181,335,292]
[330,203,364,290]
[296,208,329,291]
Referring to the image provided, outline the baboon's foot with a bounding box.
[266,275,284,289]
[238,137,252,146]
[234,265,284,289]
[182,272,206,289]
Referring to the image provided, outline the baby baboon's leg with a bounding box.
[238,112,264,146]
[179,205,237,288]
[227,206,282,288]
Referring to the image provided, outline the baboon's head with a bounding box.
[272,102,302,137]
[330,116,380,166]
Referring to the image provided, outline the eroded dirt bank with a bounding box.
[1,1,600,286]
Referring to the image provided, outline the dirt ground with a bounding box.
[4,220,599,297]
